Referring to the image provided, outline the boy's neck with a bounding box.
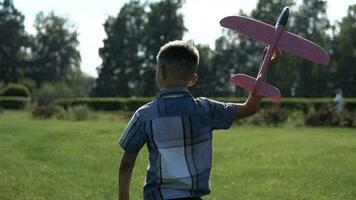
[158,82,188,91]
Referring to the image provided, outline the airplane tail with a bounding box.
[230,74,282,103]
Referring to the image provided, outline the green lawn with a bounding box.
[0,111,355,200]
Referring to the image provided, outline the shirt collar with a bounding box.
[155,87,191,100]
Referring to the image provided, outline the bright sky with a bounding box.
[15,0,356,77]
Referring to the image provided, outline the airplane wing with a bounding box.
[220,16,330,65]
[220,16,274,45]
[278,31,329,65]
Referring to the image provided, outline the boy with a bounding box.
[118,40,279,200]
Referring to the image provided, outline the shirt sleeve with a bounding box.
[202,98,237,130]
[118,112,146,153]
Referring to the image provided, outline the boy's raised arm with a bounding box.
[235,92,262,119]
[119,151,138,200]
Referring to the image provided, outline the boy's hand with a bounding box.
[271,48,282,63]
[263,47,282,63]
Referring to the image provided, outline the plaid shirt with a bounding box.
[119,87,237,200]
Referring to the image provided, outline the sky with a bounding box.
[14,0,356,77]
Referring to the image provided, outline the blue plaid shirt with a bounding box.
[119,87,237,200]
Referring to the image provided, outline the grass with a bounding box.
[0,111,355,200]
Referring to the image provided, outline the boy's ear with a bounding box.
[187,73,198,87]
[160,66,168,80]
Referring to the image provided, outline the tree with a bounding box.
[95,0,186,97]
[290,0,332,97]
[95,1,147,97]
[29,12,81,85]
[65,68,94,97]
[190,44,215,96]
[138,0,186,96]
[333,5,356,97]
[213,28,256,96]
[0,0,28,84]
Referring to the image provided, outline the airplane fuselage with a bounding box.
[255,7,289,91]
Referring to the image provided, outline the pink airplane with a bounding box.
[220,7,330,103]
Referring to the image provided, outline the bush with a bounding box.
[0,83,31,97]
[70,105,90,121]
[55,97,152,111]
[305,106,356,127]
[33,82,74,106]
[31,105,58,119]
[17,78,37,92]
[0,96,30,109]
[0,106,4,114]
[54,106,71,120]
[305,106,335,126]
[242,107,290,126]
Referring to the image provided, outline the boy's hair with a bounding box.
[156,40,199,73]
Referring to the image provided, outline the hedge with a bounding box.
[0,83,31,97]
[0,96,31,109]
[54,97,356,112]
[2,96,355,111]
[54,97,153,111]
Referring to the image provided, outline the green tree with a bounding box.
[213,28,256,96]
[95,0,186,97]
[0,0,28,84]
[190,44,215,96]
[333,5,356,97]
[95,1,147,97]
[29,12,81,85]
[290,0,331,97]
[65,68,94,97]
[138,0,186,96]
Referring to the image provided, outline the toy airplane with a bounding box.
[220,7,329,103]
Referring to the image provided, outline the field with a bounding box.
[0,111,355,200]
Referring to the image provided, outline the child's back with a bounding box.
[120,87,236,199]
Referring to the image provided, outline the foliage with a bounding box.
[2,0,356,99]
[192,43,234,96]
[31,105,58,119]
[28,12,81,85]
[138,0,186,96]
[95,1,147,97]
[0,96,30,109]
[288,0,333,97]
[31,104,91,121]
[33,82,74,106]
[95,0,185,97]
[242,107,290,126]
[16,77,37,92]
[65,68,94,97]
[333,5,356,97]
[305,105,356,127]
[0,0,29,84]
[0,83,30,97]
[55,97,152,111]
[70,105,90,121]
[54,106,71,120]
